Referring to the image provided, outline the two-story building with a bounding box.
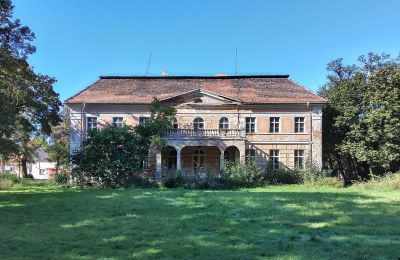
[65,75,327,178]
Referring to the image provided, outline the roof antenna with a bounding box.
[235,48,238,76]
[146,51,153,76]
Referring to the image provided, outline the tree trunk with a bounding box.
[21,156,28,178]
[55,155,60,175]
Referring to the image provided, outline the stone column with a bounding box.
[176,148,181,171]
[155,150,162,180]
[219,148,225,171]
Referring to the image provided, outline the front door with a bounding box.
[193,149,205,176]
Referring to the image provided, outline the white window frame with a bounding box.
[86,116,98,132]
[270,149,280,170]
[245,117,256,134]
[294,117,305,133]
[138,116,150,125]
[112,117,124,127]
[193,117,205,130]
[219,117,230,130]
[269,117,280,133]
[294,150,305,169]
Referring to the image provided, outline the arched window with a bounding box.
[224,150,230,161]
[172,117,179,129]
[193,117,204,130]
[168,149,177,169]
[219,117,229,129]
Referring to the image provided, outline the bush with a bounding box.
[221,161,266,188]
[265,168,303,184]
[54,172,69,186]
[0,178,14,189]
[305,177,344,188]
[352,172,400,190]
[71,126,150,188]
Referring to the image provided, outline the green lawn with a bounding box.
[0,185,399,259]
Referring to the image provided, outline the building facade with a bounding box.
[65,75,326,178]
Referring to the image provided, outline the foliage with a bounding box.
[319,52,400,182]
[0,0,61,176]
[71,98,176,188]
[352,172,400,190]
[71,126,144,188]
[265,168,303,184]
[45,109,70,175]
[0,173,17,189]
[54,171,69,187]
[221,161,266,187]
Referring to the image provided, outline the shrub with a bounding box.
[265,168,303,184]
[305,177,344,188]
[221,161,266,188]
[0,178,14,189]
[54,172,69,186]
[352,172,400,190]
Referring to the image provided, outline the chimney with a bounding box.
[162,70,168,76]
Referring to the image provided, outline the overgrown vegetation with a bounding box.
[71,98,175,188]
[320,52,400,183]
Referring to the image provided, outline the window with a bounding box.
[295,117,305,133]
[269,150,280,170]
[139,116,149,125]
[168,149,177,169]
[245,148,256,162]
[39,169,46,175]
[112,117,124,127]
[269,117,280,133]
[87,117,98,132]
[294,150,305,169]
[219,117,229,129]
[224,150,230,161]
[193,117,204,130]
[245,117,256,133]
[172,117,179,129]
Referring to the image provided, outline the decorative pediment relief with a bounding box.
[160,89,241,107]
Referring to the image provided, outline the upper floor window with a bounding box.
[245,117,256,133]
[269,150,280,170]
[269,117,280,133]
[87,117,98,132]
[172,117,179,129]
[219,117,229,129]
[193,117,204,130]
[139,116,149,125]
[294,150,305,169]
[294,117,305,133]
[112,117,124,127]
[245,148,256,162]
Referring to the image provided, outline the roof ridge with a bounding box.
[99,75,290,79]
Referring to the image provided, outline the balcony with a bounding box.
[164,129,245,139]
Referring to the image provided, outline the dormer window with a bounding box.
[193,117,204,130]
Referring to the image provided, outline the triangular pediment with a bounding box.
[159,89,241,107]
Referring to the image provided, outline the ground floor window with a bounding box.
[269,150,279,170]
[193,149,205,173]
[245,148,256,162]
[168,150,177,169]
[294,150,305,169]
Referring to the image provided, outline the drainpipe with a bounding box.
[80,103,86,146]
[307,102,313,162]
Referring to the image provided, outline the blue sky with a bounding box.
[13,0,400,101]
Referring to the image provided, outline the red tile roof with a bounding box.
[65,75,327,104]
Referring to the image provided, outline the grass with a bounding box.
[0,184,399,259]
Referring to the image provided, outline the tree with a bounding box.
[0,0,61,176]
[71,98,176,188]
[319,52,400,182]
[45,109,70,176]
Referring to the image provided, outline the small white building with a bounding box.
[30,149,56,180]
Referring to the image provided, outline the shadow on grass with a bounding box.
[0,188,399,259]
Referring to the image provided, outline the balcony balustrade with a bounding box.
[164,129,245,139]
